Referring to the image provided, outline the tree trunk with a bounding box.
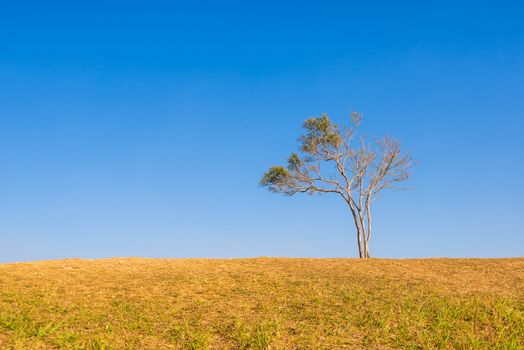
[365,199,372,258]
[357,227,364,258]
[347,201,364,258]
[364,244,370,258]
[353,223,364,258]
[362,229,369,258]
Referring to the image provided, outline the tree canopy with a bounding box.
[260,113,413,258]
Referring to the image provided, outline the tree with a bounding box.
[260,112,413,258]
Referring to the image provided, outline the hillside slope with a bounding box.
[0,258,523,349]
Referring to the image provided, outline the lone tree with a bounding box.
[260,112,413,258]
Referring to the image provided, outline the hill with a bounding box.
[0,258,522,349]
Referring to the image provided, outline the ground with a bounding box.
[0,258,522,349]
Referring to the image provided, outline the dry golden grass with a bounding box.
[0,258,523,349]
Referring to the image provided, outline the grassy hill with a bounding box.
[0,258,522,349]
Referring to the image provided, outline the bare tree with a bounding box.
[260,112,413,258]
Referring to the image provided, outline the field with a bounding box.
[0,258,522,349]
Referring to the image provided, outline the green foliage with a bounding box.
[260,113,345,196]
[260,166,289,185]
[300,114,342,154]
[259,166,295,194]
[286,153,302,171]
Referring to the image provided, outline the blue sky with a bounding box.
[1,1,523,262]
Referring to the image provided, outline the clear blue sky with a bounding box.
[1,1,523,262]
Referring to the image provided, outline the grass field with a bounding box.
[0,258,522,349]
